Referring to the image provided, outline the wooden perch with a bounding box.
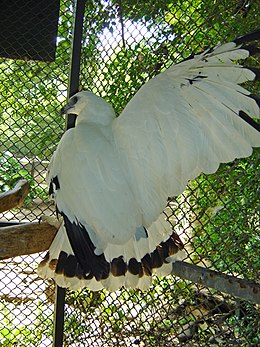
[0,220,259,303]
[171,261,260,304]
[0,179,30,213]
[0,221,57,259]
[0,177,57,259]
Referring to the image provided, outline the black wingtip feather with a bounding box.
[249,94,260,108]
[238,111,260,132]
[233,30,260,45]
[248,67,260,81]
[239,44,260,56]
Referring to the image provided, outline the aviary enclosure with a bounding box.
[0,0,259,346]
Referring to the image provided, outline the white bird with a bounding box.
[38,31,260,291]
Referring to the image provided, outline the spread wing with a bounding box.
[113,33,260,228]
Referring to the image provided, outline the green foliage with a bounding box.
[61,277,259,346]
[0,1,75,159]
[0,302,52,347]
[183,149,260,279]
[0,58,65,159]
[0,151,48,204]
[0,152,30,191]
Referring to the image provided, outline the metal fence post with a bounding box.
[53,1,85,346]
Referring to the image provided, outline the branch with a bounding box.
[171,261,260,304]
[0,179,30,213]
[0,221,57,260]
[1,220,259,304]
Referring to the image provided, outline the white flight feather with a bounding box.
[39,39,260,291]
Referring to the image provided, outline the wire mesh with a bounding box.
[0,0,259,346]
[0,1,73,346]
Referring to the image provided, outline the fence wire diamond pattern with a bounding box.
[0,0,259,346]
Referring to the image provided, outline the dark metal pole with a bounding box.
[66,0,85,130]
[53,286,66,347]
[53,1,85,347]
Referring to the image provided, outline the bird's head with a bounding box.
[60,91,115,125]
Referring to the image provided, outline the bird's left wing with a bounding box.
[113,31,260,228]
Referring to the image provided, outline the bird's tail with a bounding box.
[38,214,185,291]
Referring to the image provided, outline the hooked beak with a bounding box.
[60,96,78,116]
[60,104,72,116]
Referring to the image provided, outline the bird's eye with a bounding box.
[71,96,78,105]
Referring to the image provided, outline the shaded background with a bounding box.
[0,0,259,346]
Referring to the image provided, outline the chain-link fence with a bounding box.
[0,0,259,346]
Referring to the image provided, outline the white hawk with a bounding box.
[38,31,260,291]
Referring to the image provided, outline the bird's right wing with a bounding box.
[113,31,260,228]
